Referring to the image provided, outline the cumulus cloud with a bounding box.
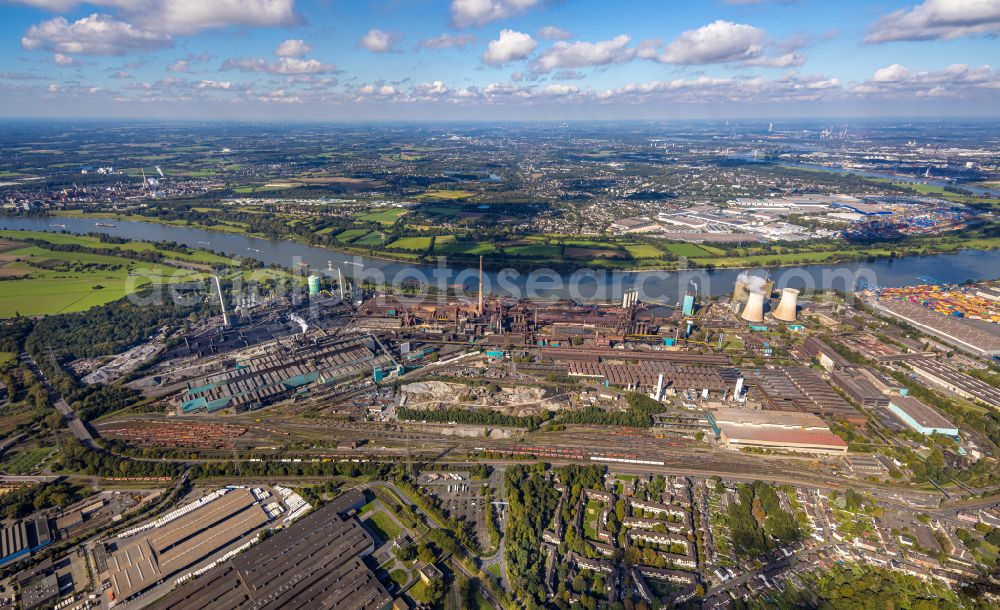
[866,0,1000,43]
[222,56,336,75]
[144,0,301,35]
[53,52,78,66]
[358,83,399,96]
[482,29,536,65]
[22,13,172,55]
[541,83,578,96]
[531,34,633,72]
[167,58,188,72]
[274,38,311,57]
[414,80,449,95]
[13,1,301,35]
[854,63,1000,97]
[417,33,476,49]
[537,25,571,40]
[641,20,766,65]
[596,73,841,104]
[451,0,540,28]
[359,29,402,53]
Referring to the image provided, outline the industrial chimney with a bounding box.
[772,288,799,322]
[740,290,766,323]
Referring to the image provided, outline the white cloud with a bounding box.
[222,56,336,74]
[537,25,571,40]
[358,84,399,96]
[541,83,578,96]
[418,33,476,49]
[596,73,841,104]
[642,20,766,65]
[258,89,303,104]
[53,52,78,65]
[359,29,401,53]
[12,1,301,35]
[482,29,536,65]
[415,80,449,95]
[531,34,633,72]
[275,38,311,58]
[854,63,1000,97]
[22,13,172,55]
[451,0,540,28]
[866,0,1000,43]
[196,79,236,90]
[167,59,188,72]
[741,51,805,68]
[147,0,300,35]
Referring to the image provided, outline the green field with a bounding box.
[353,232,385,247]
[365,510,402,541]
[387,237,432,251]
[0,239,208,317]
[389,569,409,587]
[503,244,561,257]
[433,239,497,255]
[417,189,475,200]
[663,243,710,257]
[0,351,15,366]
[333,229,369,243]
[360,208,408,224]
[624,244,663,259]
[1,446,57,475]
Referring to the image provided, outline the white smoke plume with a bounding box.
[736,271,768,295]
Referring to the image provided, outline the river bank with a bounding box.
[3,215,1000,303]
[44,210,1000,274]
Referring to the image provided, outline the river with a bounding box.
[3,215,999,304]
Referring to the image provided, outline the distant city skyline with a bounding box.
[1,0,999,120]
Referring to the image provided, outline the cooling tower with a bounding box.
[773,288,799,322]
[740,290,766,323]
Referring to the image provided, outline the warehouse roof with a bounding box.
[149,494,390,610]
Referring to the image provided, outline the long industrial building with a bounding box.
[708,410,849,455]
[887,396,959,438]
[566,361,740,396]
[149,492,391,610]
[905,359,1000,410]
[0,518,51,567]
[746,366,866,425]
[108,488,270,602]
[874,299,1000,357]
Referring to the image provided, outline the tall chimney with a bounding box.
[478,255,484,316]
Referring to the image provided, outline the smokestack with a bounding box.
[478,255,484,316]
[773,288,799,322]
[338,268,344,298]
[741,290,766,323]
[652,373,664,401]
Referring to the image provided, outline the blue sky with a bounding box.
[1,0,998,119]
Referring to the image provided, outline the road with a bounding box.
[478,466,510,592]
[22,354,95,447]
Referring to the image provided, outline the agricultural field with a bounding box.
[387,237,432,251]
[502,243,561,258]
[360,208,408,224]
[433,240,497,256]
[0,234,210,316]
[333,229,369,243]
[663,243,711,257]
[416,189,475,200]
[624,244,664,259]
[353,232,385,247]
